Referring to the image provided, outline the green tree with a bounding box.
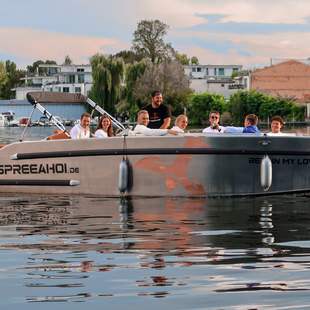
[89,54,125,115]
[114,50,144,64]
[187,93,227,126]
[117,60,148,119]
[0,61,7,98]
[1,60,25,99]
[190,56,199,65]
[132,20,175,64]
[175,52,190,65]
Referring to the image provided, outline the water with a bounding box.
[0,194,310,309]
[0,127,310,309]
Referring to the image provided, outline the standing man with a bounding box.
[144,91,171,129]
[70,112,91,139]
[202,111,225,133]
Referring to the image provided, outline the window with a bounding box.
[192,67,197,72]
[218,68,225,76]
[69,75,75,83]
[75,87,81,93]
[214,68,217,75]
[233,68,239,73]
[77,68,85,72]
[196,67,202,72]
[63,87,69,93]
[205,68,209,76]
[78,74,85,83]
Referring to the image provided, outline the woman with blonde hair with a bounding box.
[95,115,114,138]
[171,114,188,133]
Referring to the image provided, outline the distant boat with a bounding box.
[0,114,9,127]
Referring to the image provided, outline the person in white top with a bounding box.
[267,115,293,136]
[202,111,225,133]
[133,110,178,136]
[70,112,91,139]
[171,114,188,133]
[95,115,114,138]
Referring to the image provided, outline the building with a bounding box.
[184,64,247,98]
[14,64,93,100]
[251,59,310,118]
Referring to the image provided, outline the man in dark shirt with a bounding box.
[144,91,171,129]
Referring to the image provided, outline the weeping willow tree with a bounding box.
[89,54,125,115]
[117,60,147,120]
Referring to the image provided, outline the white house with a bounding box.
[14,64,93,100]
[184,64,248,98]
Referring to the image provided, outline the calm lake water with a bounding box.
[0,127,310,309]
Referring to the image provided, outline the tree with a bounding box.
[175,52,190,65]
[64,55,72,65]
[0,62,7,98]
[132,60,191,115]
[190,56,199,65]
[89,54,125,115]
[132,20,175,64]
[113,50,144,64]
[1,60,25,99]
[117,60,148,119]
[187,93,227,126]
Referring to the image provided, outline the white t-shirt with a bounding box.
[267,132,296,136]
[70,124,90,139]
[203,126,225,133]
[133,124,168,136]
[171,126,184,133]
[94,129,108,138]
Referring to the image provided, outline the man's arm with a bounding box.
[160,117,171,129]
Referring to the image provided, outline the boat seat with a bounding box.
[46,130,71,140]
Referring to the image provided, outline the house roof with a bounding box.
[27,92,87,104]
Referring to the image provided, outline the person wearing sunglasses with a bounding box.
[202,111,225,133]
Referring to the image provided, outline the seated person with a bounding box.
[267,116,285,135]
[95,115,114,138]
[243,114,260,133]
[203,111,225,133]
[133,110,178,136]
[171,114,188,133]
[70,112,91,139]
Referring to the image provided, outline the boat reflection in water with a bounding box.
[0,194,310,308]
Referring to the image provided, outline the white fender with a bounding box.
[118,159,129,193]
[260,155,272,191]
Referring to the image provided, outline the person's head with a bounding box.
[137,110,150,126]
[175,114,188,130]
[270,116,284,133]
[209,111,220,126]
[80,112,91,129]
[244,114,258,127]
[97,114,114,137]
[151,90,163,108]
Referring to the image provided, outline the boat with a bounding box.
[0,92,308,197]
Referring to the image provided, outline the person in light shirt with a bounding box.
[133,110,178,136]
[267,116,293,136]
[202,111,225,133]
[95,115,114,138]
[70,112,91,139]
[171,114,188,133]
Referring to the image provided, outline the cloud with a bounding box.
[0,27,128,67]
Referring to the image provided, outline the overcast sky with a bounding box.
[1,0,310,68]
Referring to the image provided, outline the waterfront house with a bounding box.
[14,64,92,100]
[184,64,248,98]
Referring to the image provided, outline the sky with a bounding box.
[1,0,310,69]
